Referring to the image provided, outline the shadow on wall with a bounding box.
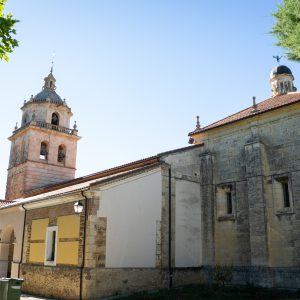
[0,225,15,277]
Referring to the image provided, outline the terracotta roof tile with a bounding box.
[0,200,15,208]
[189,92,300,135]
[24,155,159,198]
[0,163,162,210]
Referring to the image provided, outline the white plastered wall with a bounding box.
[97,168,162,268]
[175,180,202,267]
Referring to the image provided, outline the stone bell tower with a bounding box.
[5,69,80,200]
[270,65,297,96]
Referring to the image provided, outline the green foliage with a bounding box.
[0,0,18,61]
[271,0,300,61]
[119,284,300,300]
[212,264,233,287]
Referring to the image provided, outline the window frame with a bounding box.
[216,183,236,221]
[272,174,293,215]
[57,145,66,164]
[226,190,233,214]
[282,181,290,208]
[44,226,58,266]
[51,112,59,126]
[39,141,48,160]
[22,113,29,126]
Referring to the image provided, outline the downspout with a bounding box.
[18,204,27,278]
[79,190,88,300]
[168,168,173,289]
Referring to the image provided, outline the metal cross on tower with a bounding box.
[50,51,56,73]
[273,55,282,64]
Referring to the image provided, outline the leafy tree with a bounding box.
[0,0,18,61]
[271,0,300,61]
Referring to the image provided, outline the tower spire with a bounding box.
[196,115,201,130]
[50,52,55,74]
[44,53,57,91]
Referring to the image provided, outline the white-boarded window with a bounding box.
[45,226,58,266]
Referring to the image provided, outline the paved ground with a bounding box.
[21,295,53,300]
[21,294,125,300]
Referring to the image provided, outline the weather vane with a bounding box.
[50,51,56,73]
[273,55,282,64]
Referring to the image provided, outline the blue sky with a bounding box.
[0,0,298,198]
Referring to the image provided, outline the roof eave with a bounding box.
[188,96,300,136]
[23,156,160,198]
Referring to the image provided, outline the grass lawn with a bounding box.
[119,284,300,300]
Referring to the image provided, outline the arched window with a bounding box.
[7,230,15,277]
[40,142,48,160]
[57,145,66,163]
[22,113,28,126]
[280,82,284,93]
[1,226,15,278]
[51,113,59,126]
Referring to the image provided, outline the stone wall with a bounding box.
[200,266,300,288]
[197,104,300,268]
[81,265,300,299]
[21,264,80,299]
[84,268,166,299]
[160,146,204,268]
[86,267,207,298]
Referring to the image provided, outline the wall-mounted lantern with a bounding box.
[74,201,84,215]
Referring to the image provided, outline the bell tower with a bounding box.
[270,65,297,96]
[5,70,80,200]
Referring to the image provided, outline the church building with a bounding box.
[0,64,300,299]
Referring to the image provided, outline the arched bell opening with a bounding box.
[57,144,66,164]
[51,112,59,126]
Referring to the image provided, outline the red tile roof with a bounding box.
[0,200,15,208]
[24,155,160,198]
[189,92,300,136]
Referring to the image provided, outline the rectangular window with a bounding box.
[282,181,290,208]
[226,191,232,214]
[216,184,235,221]
[45,226,58,265]
[272,175,293,214]
[50,230,56,261]
[40,143,48,160]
